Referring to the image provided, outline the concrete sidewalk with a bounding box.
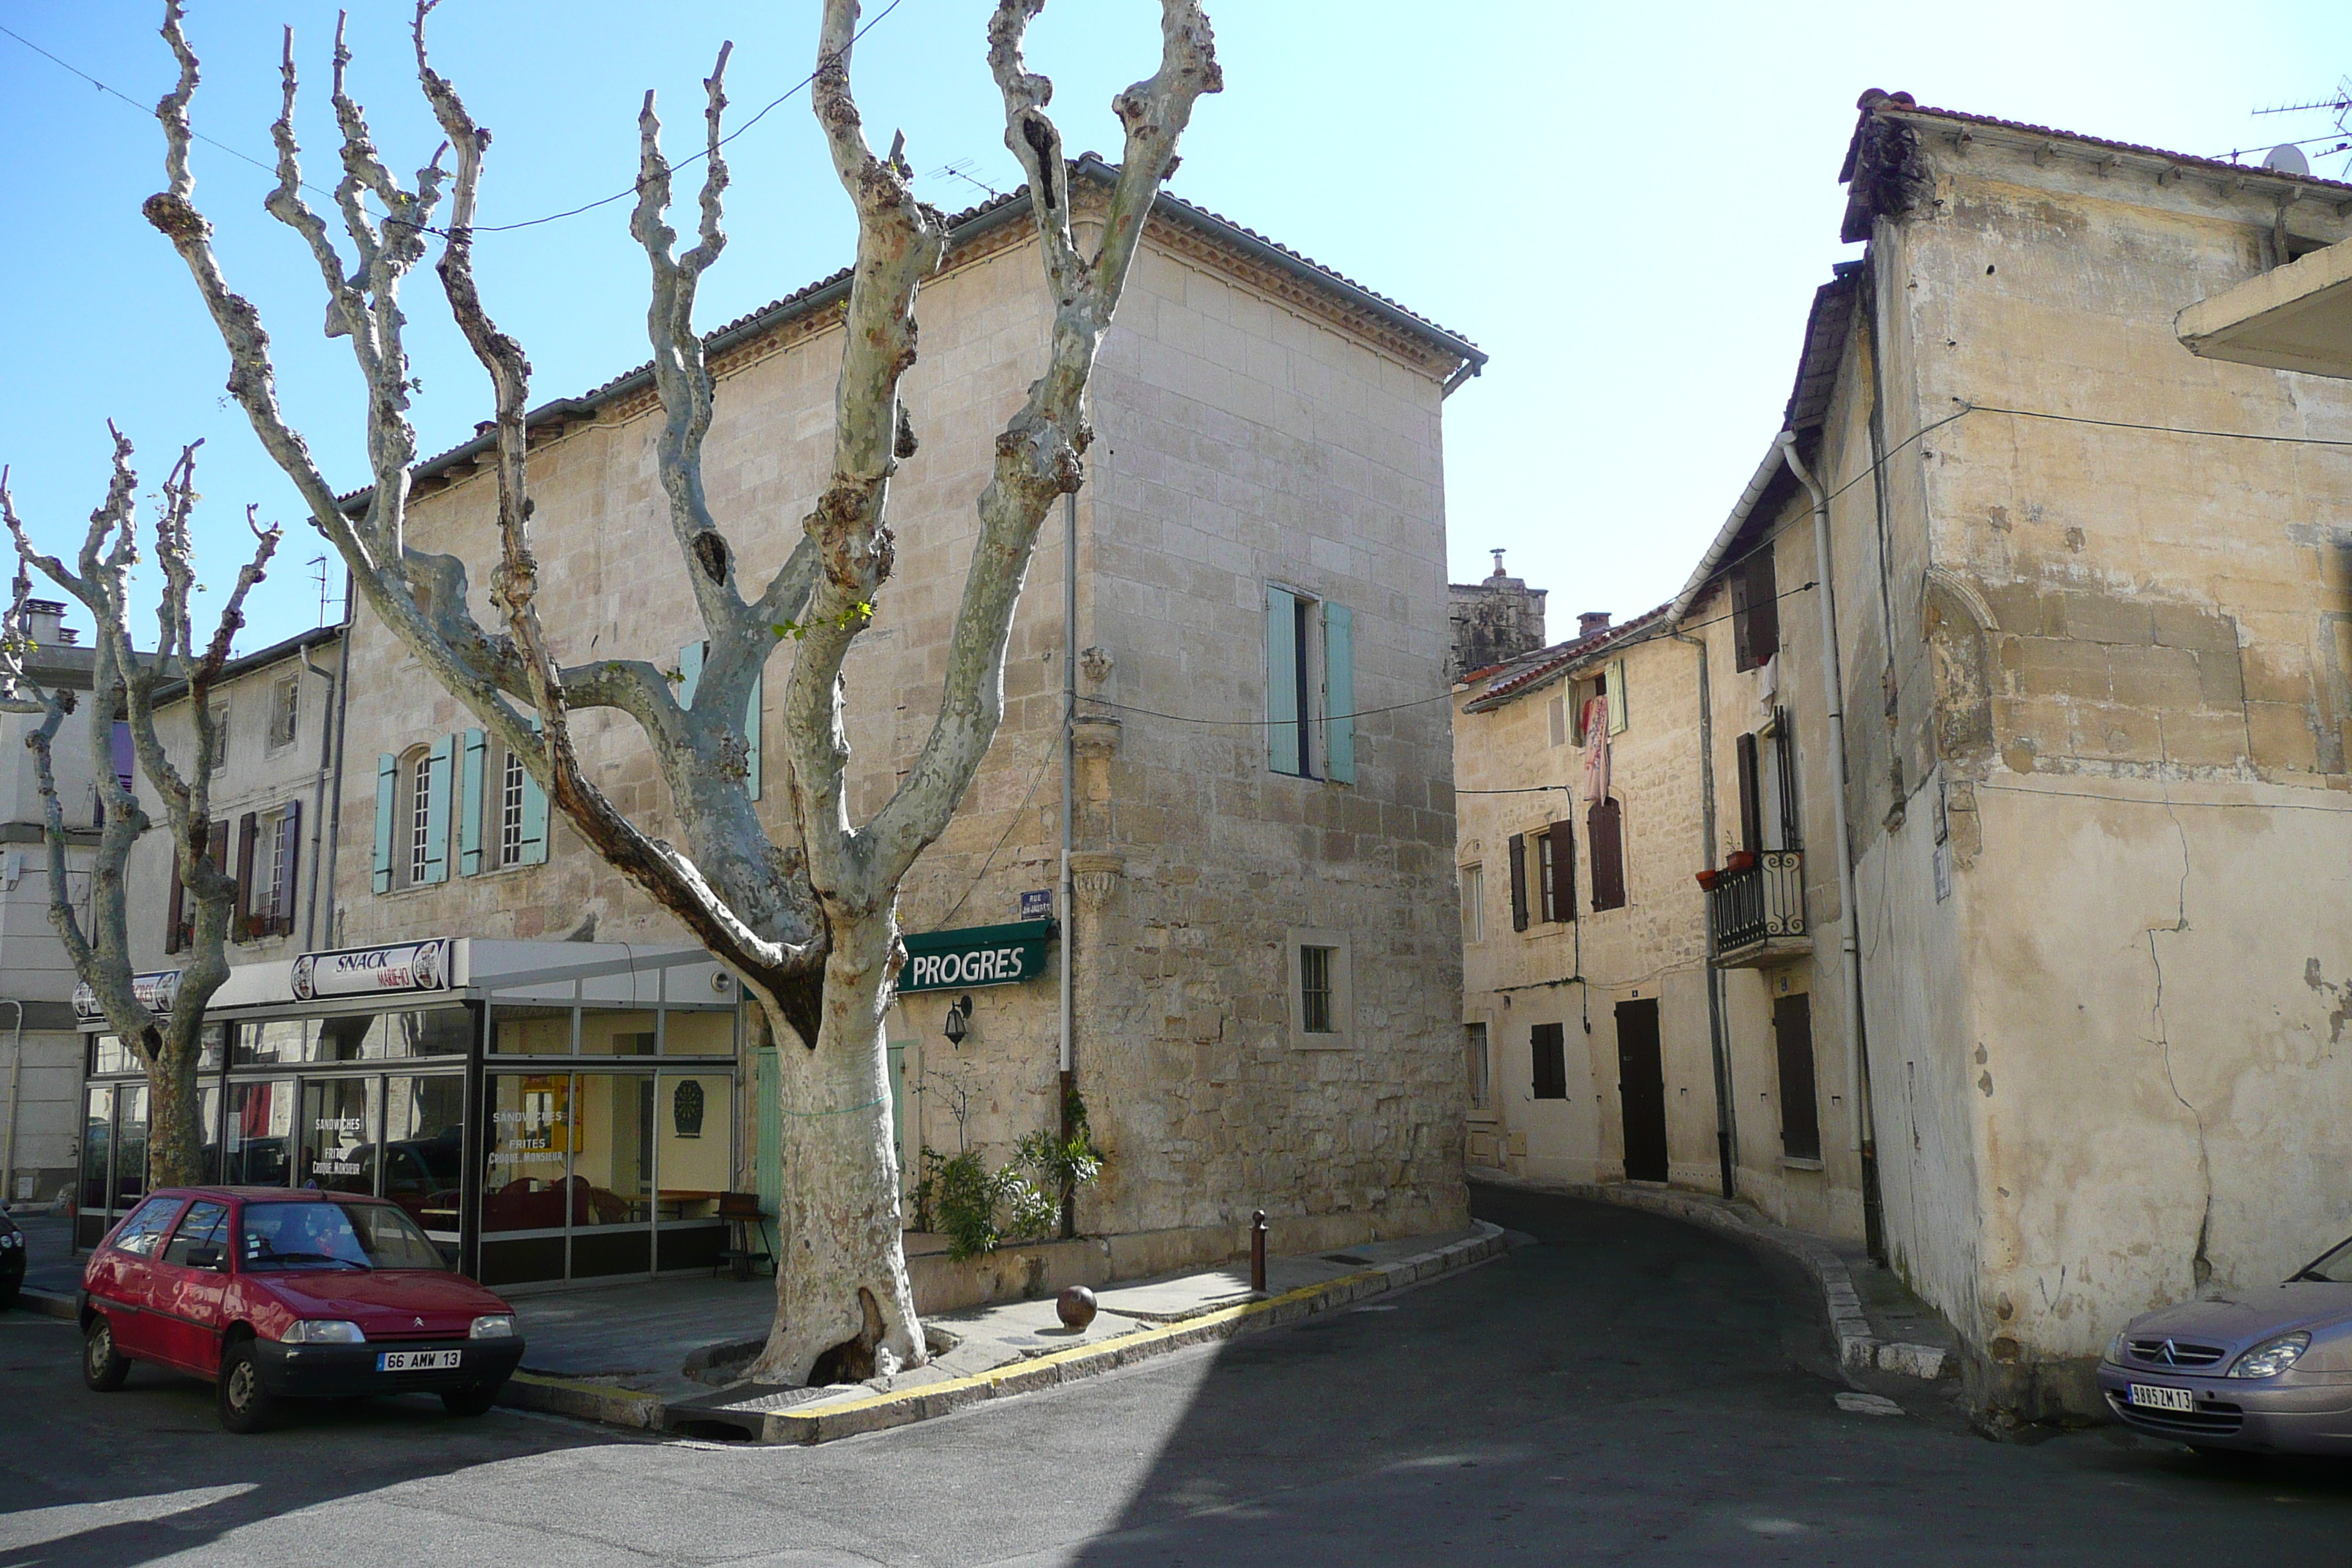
[508,1222,1508,1441]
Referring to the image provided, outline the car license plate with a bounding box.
[378,1349,461,1372]
[2128,1383,2195,1412]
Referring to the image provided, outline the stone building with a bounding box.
[284,165,1483,1289]
[0,604,106,1208]
[1457,91,2352,1422]
[1448,550,1548,680]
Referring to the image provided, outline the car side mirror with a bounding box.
[186,1244,225,1271]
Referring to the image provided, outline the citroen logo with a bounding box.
[2160,1338,2180,1365]
[415,1316,426,1329]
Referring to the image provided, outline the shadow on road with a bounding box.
[1030,1186,2352,1567]
[0,1311,625,1567]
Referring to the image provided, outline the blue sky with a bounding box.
[1,1,2346,652]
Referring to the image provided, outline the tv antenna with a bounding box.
[308,555,337,628]
[926,158,1002,200]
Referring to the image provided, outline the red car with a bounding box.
[79,1186,526,1433]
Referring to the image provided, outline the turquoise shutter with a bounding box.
[420,736,452,884]
[745,668,763,802]
[1324,602,1355,785]
[678,641,704,707]
[1266,586,1300,776]
[459,729,486,875]
[372,753,396,894]
[518,715,549,866]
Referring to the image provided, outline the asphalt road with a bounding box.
[6,1184,2351,1567]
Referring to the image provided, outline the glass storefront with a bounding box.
[78,975,739,1288]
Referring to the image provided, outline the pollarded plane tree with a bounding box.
[143,0,1218,1382]
[0,435,279,1189]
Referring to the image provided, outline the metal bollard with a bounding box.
[1251,1209,1267,1294]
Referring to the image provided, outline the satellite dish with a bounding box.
[2264,143,2312,177]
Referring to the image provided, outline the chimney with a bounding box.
[20,600,65,647]
[1578,611,1613,640]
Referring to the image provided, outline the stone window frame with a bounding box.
[1285,926,1353,1050]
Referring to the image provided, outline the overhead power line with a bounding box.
[0,1,907,238]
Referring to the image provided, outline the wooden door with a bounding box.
[1615,999,1668,1182]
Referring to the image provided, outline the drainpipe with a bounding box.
[1,999,22,1207]
[1672,630,1734,1199]
[1058,489,1078,1237]
[301,597,353,952]
[1776,431,1886,1263]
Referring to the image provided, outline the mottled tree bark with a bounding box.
[144,0,1215,1385]
[0,436,279,1189]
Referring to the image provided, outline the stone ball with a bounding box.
[1056,1285,1098,1330]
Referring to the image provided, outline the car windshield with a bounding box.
[2295,1237,2352,1284]
[240,1201,448,1272]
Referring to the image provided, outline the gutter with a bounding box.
[1776,432,1885,1263]
[1669,441,1789,625]
[1671,628,1735,1198]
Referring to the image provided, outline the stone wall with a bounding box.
[332,214,1469,1248]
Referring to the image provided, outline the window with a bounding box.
[110,721,135,794]
[1588,798,1627,911]
[237,803,301,941]
[1466,1022,1490,1111]
[1531,1022,1567,1099]
[1265,585,1355,783]
[161,1199,231,1268]
[207,700,230,773]
[1736,732,1763,856]
[1300,946,1335,1033]
[110,1195,184,1258]
[375,741,451,892]
[267,675,299,751]
[164,818,227,954]
[1774,992,1822,1161]
[1286,928,1351,1045]
[410,751,435,885]
[500,746,527,867]
[1507,833,1529,932]
[1772,708,1802,851]
[1731,545,1779,672]
[1459,864,1484,943]
[1538,821,1575,924]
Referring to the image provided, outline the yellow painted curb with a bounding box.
[761,1232,1502,1444]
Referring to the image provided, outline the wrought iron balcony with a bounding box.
[1705,850,1808,967]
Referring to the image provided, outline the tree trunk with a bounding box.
[743,909,921,1386]
[145,1029,206,1190]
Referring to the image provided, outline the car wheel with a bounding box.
[216,1342,275,1433]
[442,1382,502,1417]
[82,1316,129,1392]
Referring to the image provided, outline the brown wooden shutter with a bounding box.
[234,813,259,942]
[1589,799,1627,911]
[165,853,186,955]
[1548,820,1576,923]
[1736,733,1763,856]
[1507,833,1529,932]
[272,802,302,936]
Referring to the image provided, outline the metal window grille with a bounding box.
[1466,1022,1490,1109]
[1300,945,1335,1033]
[499,748,525,867]
[410,754,434,885]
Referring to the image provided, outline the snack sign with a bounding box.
[293,938,453,1001]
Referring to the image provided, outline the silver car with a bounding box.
[2097,1233,2352,1455]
